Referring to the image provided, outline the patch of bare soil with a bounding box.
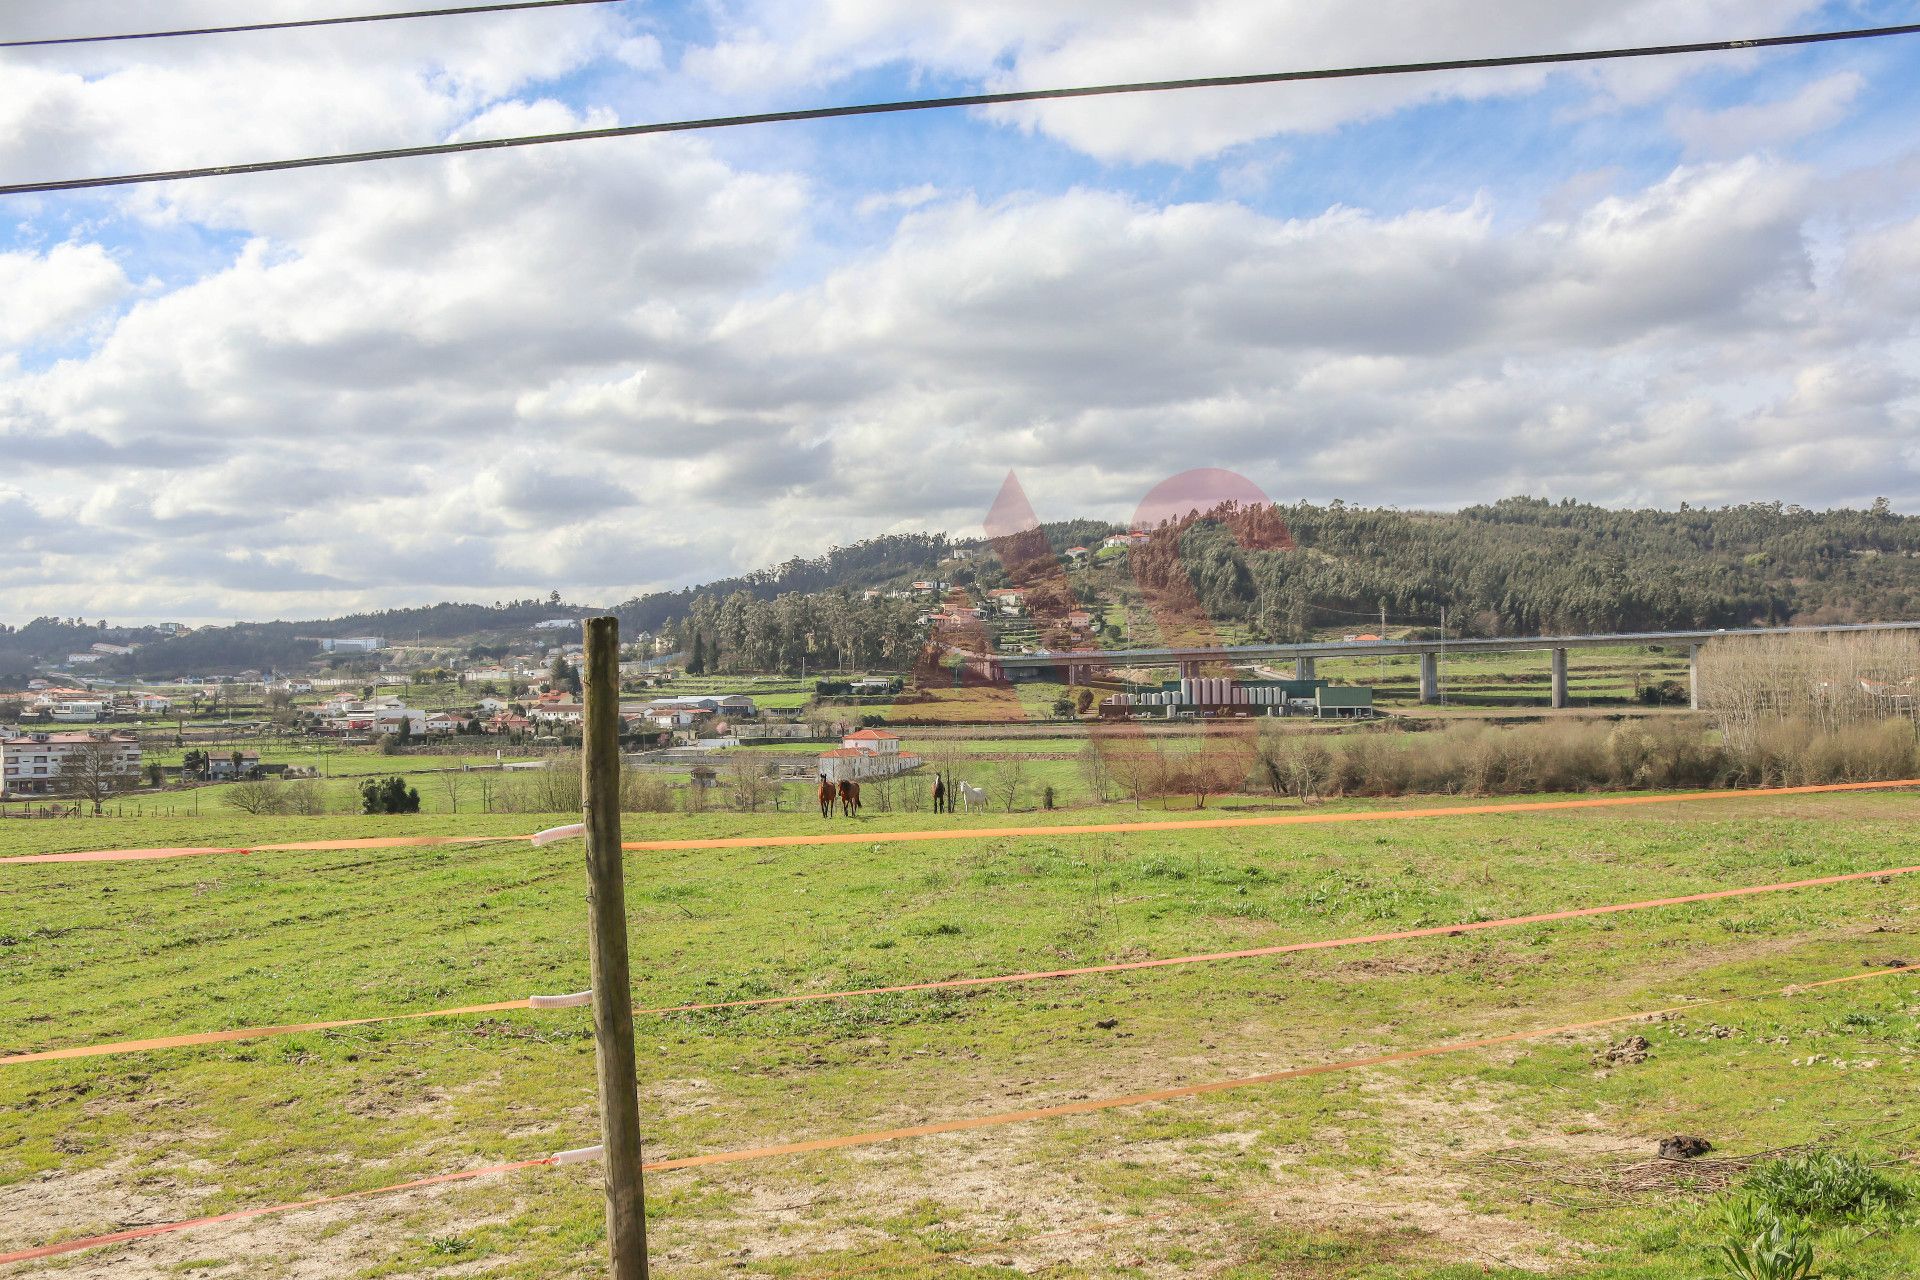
[1329,950,1515,981]
[1205,1079,1622,1273]
[11,1179,530,1280]
[648,1067,1632,1277]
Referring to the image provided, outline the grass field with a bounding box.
[2,790,1917,1277]
[665,676,819,712]
[44,750,553,821]
[1295,646,1692,709]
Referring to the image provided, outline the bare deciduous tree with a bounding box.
[62,738,141,816]
[283,778,327,815]
[990,756,1028,812]
[867,769,896,812]
[1077,737,1114,804]
[725,755,771,812]
[224,779,283,815]
[438,770,467,814]
[1256,724,1337,802]
[1699,633,1920,751]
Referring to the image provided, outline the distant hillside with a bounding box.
[0,533,977,681]
[1142,497,1920,640]
[3,500,1914,681]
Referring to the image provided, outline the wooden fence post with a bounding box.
[582,616,649,1278]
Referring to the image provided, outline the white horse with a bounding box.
[955,782,987,813]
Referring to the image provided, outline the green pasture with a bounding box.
[661,675,820,711]
[1312,645,1692,707]
[1,789,1917,1276]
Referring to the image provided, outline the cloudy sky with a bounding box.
[4,1,1919,624]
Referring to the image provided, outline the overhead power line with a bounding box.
[1,0,626,49]
[4,21,1917,197]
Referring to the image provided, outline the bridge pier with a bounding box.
[1295,657,1315,682]
[1179,660,1200,680]
[1550,647,1568,709]
[1688,644,1701,711]
[1419,652,1440,704]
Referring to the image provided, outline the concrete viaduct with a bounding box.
[978,621,1920,711]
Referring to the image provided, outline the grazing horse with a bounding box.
[838,778,861,817]
[931,773,947,813]
[817,774,835,819]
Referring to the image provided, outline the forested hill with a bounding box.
[607,532,961,633]
[1158,497,1920,639]
[3,500,1916,681]
[0,533,972,681]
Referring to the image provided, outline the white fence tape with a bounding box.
[528,990,593,1010]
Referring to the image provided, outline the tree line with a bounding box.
[8,500,1915,680]
[679,590,925,674]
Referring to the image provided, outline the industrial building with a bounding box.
[1099,678,1373,720]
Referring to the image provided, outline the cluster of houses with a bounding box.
[314,694,475,738]
[1060,531,1152,563]
[62,640,141,666]
[8,685,174,723]
[921,589,1095,645]
[309,690,761,741]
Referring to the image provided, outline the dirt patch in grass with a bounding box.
[1253,1076,1637,1272]
[1330,950,1519,981]
[3,1159,545,1280]
[646,1069,1631,1277]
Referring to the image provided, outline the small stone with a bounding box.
[1094,1017,1120,1030]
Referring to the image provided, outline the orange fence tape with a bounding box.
[617,779,1920,852]
[8,861,1916,1067]
[4,965,1909,1266]
[7,778,1915,867]
[0,834,508,866]
[0,1001,532,1067]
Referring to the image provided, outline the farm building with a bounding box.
[816,729,920,781]
[1099,678,1374,720]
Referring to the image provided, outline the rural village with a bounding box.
[6,6,1920,1280]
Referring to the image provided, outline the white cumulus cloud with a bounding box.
[0,243,130,345]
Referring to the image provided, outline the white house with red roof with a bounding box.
[817,728,918,781]
[842,728,900,755]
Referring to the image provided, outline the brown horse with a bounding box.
[837,778,861,817]
[817,774,835,819]
[931,773,947,813]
